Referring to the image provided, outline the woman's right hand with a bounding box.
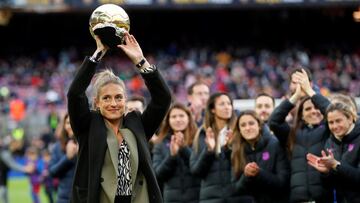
[170,135,180,156]
[289,83,302,104]
[205,127,216,152]
[91,35,109,61]
[66,140,78,160]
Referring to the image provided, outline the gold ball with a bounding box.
[89,4,130,47]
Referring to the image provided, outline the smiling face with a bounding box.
[239,114,260,142]
[327,110,354,139]
[169,108,190,132]
[302,99,323,125]
[212,95,233,121]
[95,83,126,122]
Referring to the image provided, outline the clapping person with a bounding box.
[307,102,360,203]
[190,92,251,202]
[152,103,200,203]
[232,110,289,203]
[48,113,77,203]
[268,68,333,202]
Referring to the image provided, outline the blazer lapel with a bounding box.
[106,128,120,175]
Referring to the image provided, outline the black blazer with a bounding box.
[67,57,171,203]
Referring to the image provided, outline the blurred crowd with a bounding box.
[0,45,359,202]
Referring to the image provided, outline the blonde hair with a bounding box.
[328,93,358,121]
[326,102,357,123]
[92,69,126,109]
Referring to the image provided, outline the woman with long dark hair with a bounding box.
[268,69,333,202]
[152,103,200,203]
[48,113,77,203]
[232,110,289,203]
[190,92,251,203]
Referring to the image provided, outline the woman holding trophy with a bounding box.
[67,4,172,203]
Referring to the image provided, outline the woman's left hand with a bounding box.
[318,149,340,170]
[118,32,148,66]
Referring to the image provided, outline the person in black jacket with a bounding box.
[307,102,360,203]
[190,92,252,203]
[48,113,77,203]
[232,110,289,203]
[67,33,171,203]
[268,69,333,203]
[152,103,200,203]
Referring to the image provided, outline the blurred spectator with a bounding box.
[254,93,275,124]
[126,95,145,113]
[49,113,77,203]
[152,103,200,203]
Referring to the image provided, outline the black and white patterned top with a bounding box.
[116,140,132,197]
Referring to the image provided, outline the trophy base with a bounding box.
[94,27,122,49]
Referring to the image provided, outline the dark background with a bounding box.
[0,6,360,55]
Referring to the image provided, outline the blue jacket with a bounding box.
[49,142,76,203]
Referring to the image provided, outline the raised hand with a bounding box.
[91,35,109,61]
[170,135,180,156]
[224,129,234,148]
[289,83,302,104]
[66,140,78,160]
[117,32,150,68]
[174,131,185,148]
[294,69,315,97]
[205,127,216,152]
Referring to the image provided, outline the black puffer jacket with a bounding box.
[323,121,360,203]
[268,94,333,203]
[190,127,253,203]
[234,132,290,203]
[152,135,201,203]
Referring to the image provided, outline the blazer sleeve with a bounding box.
[140,69,172,140]
[268,99,294,146]
[67,57,96,140]
[152,143,177,182]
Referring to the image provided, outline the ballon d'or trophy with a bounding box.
[89,4,130,49]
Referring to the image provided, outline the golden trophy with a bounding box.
[89,4,130,48]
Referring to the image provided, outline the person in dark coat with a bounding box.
[67,33,171,203]
[190,92,252,203]
[231,110,289,203]
[307,102,360,203]
[268,69,333,203]
[152,103,200,203]
[48,113,77,203]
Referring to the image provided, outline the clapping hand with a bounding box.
[307,149,339,173]
[205,127,216,152]
[244,162,260,177]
